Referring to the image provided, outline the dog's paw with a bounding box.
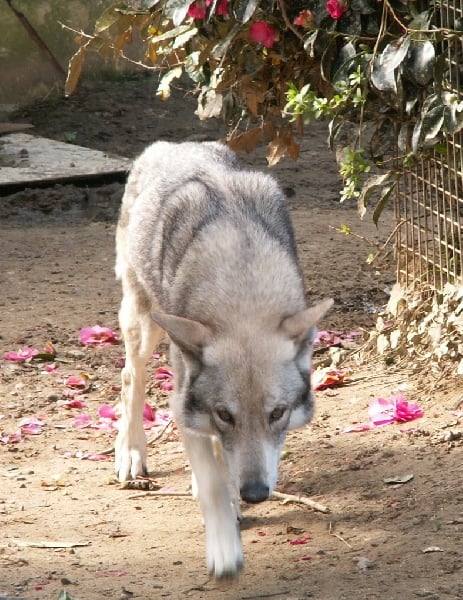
[115,423,147,482]
[206,519,244,579]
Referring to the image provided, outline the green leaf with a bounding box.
[212,23,241,59]
[303,29,319,58]
[94,2,127,34]
[371,56,397,94]
[141,0,161,8]
[412,102,444,152]
[149,24,193,44]
[184,51,206,83]
[408,10,432,31]
[350,0,376,14]
[380,35,411,72]
[157,66,183,99]
[65,43,88,96]
[234,0,259,24]
[404,40,435,86]
[372,179,397,226]
[332,42,357,89]
[357,173,395,220]
[165,0,192,25]
[173,26,198,49]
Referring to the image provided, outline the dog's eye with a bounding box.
[216,408,234,425]
[269,407,286,423]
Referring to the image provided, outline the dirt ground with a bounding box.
[1,74,463,600]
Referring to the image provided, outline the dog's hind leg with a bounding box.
[181,429,244,578]
[115,266,163,482]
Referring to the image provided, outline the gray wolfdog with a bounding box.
[115,140,332,578]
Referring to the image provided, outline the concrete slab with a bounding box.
[0,133,131,187]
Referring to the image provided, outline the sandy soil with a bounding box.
[1,74,462,600]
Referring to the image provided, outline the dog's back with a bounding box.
[118,141,305,328]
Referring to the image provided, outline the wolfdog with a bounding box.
[115,140,332,578]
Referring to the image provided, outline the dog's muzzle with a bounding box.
[240,481,270,504]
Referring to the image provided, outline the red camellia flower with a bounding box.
[327,0,345,19]
[249,21,277,48]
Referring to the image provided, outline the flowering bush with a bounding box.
[65,0,461,219]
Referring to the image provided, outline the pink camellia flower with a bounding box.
[1,429,22,444]
[65,374,89,390]
[99,404,118,420]
[369,394,423,426]
[215,0,229,16]
[143,403,156,422]
[327,0,345,19]
[19,415,45,436]
[249,21,277,48]
[188,1,206,19]
[154,366,174,380]
[58,398,87,409]
[4,346,39,362]
[79,325,119,347]
[293,9,314,27]
[71,414,92,429]
[188,0,228,19]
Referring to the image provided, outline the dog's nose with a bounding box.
[240,482,270,504]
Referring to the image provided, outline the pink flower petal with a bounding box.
[72,414,92,429]
[65,374,89,390]
[1,429,22,444]
[21,423,43,435]
[368,396,395,426]
[154,366,174,380]
[98,404,118,420]
[290,534,312,545]
[313,368,351,391]
[394,399,424,422]
[368,394,424,426]
[79,325,119,347]
[58,398,87,409]
[327,0,345,19]
[143,403,156,422]
[188,1,206,19]
[4,347,39,362]
[161,381,174,392]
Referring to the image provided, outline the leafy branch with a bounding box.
[63,0,463,221]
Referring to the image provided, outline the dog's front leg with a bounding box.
[182,429,244,579]
[115,358,148,481]
[115,275,162,482]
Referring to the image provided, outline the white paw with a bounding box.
[205,516,244,579]
[115,421,147,482]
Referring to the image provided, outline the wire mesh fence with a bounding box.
[394,0,463,292]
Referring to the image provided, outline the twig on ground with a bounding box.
[329,522,353,549]
[271,491,330,514]
[242,592,291,600]
[147,418,173,447]
[126,491,191,500]
[99,418,174,456]
[12,540,90,549]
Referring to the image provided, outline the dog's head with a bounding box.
[152,298,333,504]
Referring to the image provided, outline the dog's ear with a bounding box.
[280,298,334,344]
[151,311,211,357]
